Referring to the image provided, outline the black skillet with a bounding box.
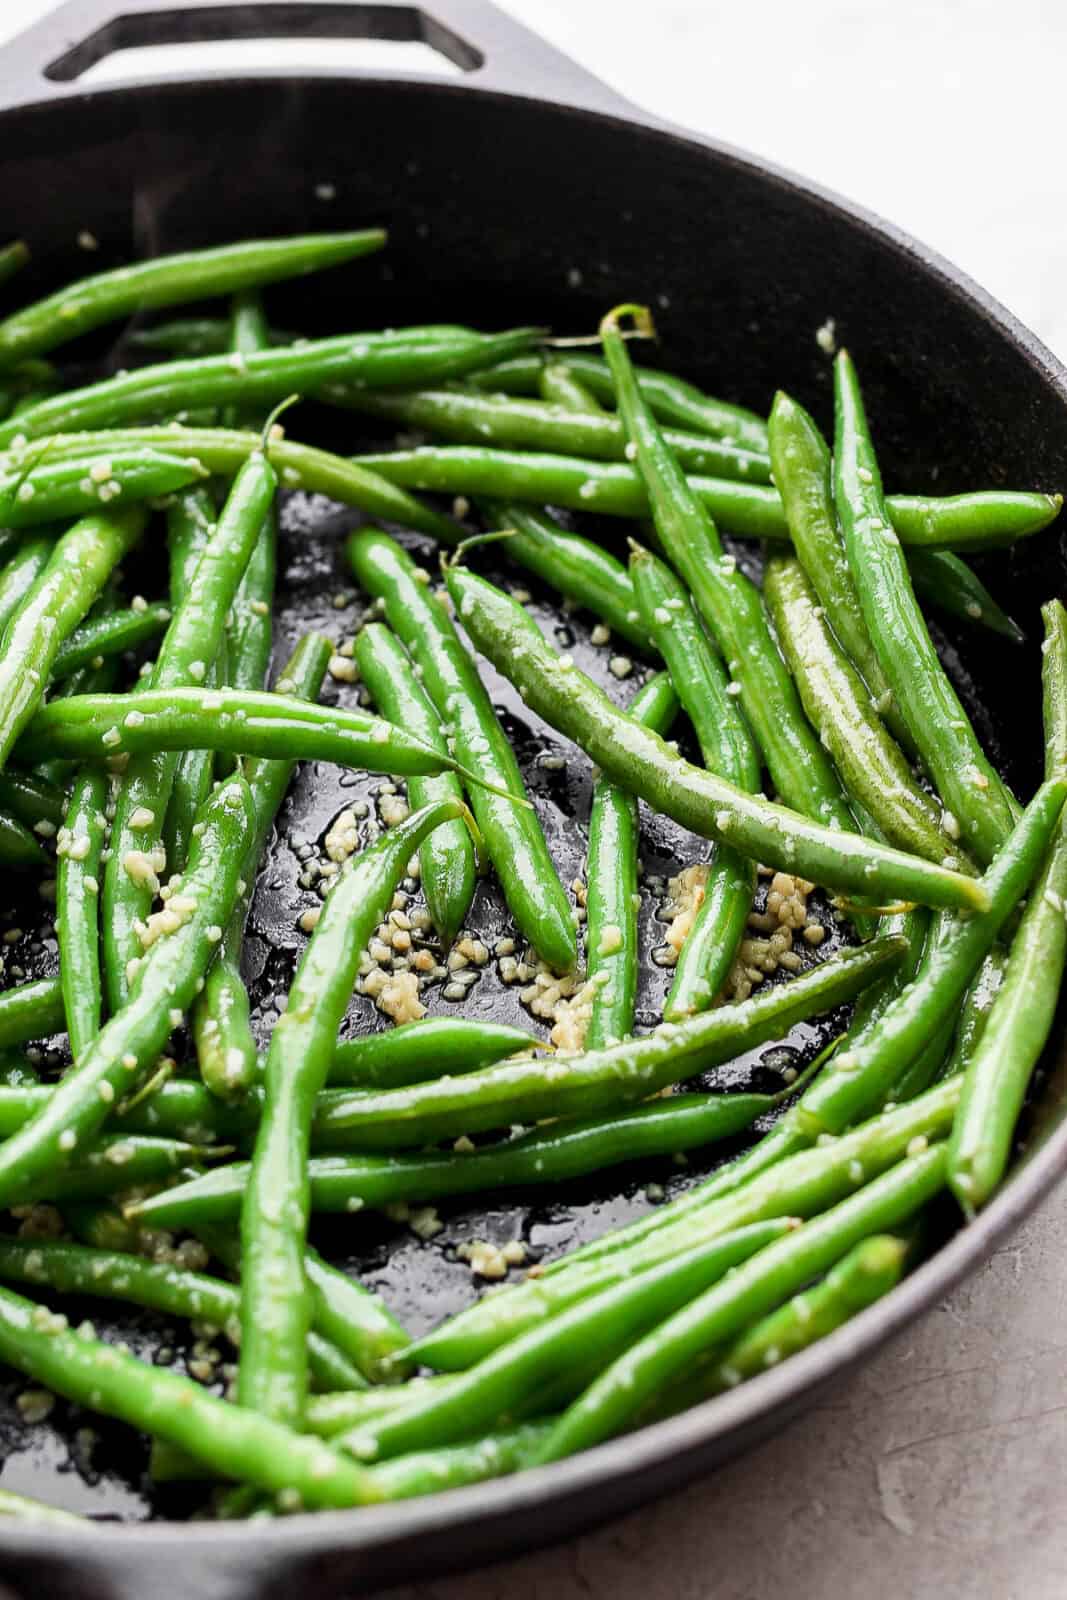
[0,2,1063,1594]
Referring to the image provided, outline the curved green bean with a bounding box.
[0,810,48,867]
[20,680,474,777]
[0,770,67,831]
[347,529,577,971]
[767,390,911,748]
[262,936,901,1152]
[763,553,960,864]
[127,1087,826,1229]
[630,546,760,1018]
[336,387,772,482]
[532,1147,945,1462]
[443,565,988,913]
[355,447,1060,550]
[602,307,851,832]
[0,450,206,528]
[834,349,1018,864]
[193,633,331,1099]
[466,351,771,451]
[238,797,471,1429]
[0,231,387,368]
[0,426,461,544]
[0,507,145,769]
[0,328,543,447]
[104,451,276,1011]
[948,600,1067,1210]
[0,1283,380,1507]
[0,776,254,1209]
[354,623,476,947]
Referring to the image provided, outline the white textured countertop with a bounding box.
[1,2,1065,1593]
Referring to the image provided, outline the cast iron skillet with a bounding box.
[0,2,1064,1594]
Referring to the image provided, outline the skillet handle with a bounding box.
[0,0,644,119]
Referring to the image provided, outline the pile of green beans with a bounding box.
[0,239,1056,1529]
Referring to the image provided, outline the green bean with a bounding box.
[347,529,577,971]
[330,1017,535,1087]
[247,936,902,1153]
[0,770,67,830]
[532,1146,945,1462]
[6,1135,214,1206]
[238,797,470,1430]
[194,1224,407,1387]
[0,775,254,1209]
[767,391,911,749]
[466,351,771,452]
[103,451,275,1011]
[0,241,29,291]
[586,672,677,1047]
[0,507,145,769]
[0,977,65,1047]
[12,423,459,542]
[306,1376,462,1437]
[948,601,1067,1210]
[127,1087,827,1229]
[444,565,988,912]
[763,553,960,863]
[49,601,172,681]
[354,623,476,947]
[0,1283,381,1507]
[0,536,52,634]
[601,307,851,832]
[193,633,331,1100]
[0,328,543,447]
[834,350,1018,864]
[366,1422,550,1500]
[0,230,387,369]
[56,770,108,1059]
[223,290,277,687]
[0,449,205,528]
[630,547,760,1018]
[405,1080,958,1368]
[128,317,298,357]
[21,684,481,780]
[665,1233,909,1407]
[354,1221,795,1460]
[336,387,773,482]
[0,1237,367,1393]
[0,810,48,867]
[355,447,1060,550]
[939,947,1008,1079]
[478,499,648,649]
[908,548,1024,643]
[1045,595,1067,774]
[538,359,605,411]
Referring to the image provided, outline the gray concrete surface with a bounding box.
[2,2,1065,1592]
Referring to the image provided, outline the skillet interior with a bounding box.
[0,50,1062,1597]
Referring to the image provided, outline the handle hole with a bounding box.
[45,4,482,83]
